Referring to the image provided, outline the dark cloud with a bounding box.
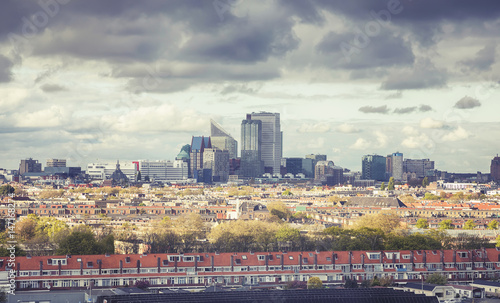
[419,104,433,112]
[381,58,447,90]
[358,105,389,114]
[220,84,259,95]
[0,55,14,82]
[316,30,414,69]
[460,43,497,71]
[393,106,416,114]
[454,96,481,109]
[40,83,67,93]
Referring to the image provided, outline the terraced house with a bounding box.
[6,248,500,290]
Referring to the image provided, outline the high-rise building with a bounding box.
[240,119,263,178]
[248,112,281,174]
[19,158,42,175]
[490,155,500,182]
[305,154,327,161]
[190,136,211,177]
[46,159,66,167]
[203,148,230,183]
[391,152,404,182]
[210,119,238,159]
[361,155,386,181]
[315,160,343,185]
[403,158,434,179]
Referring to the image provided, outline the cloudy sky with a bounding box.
[0,0,499,172]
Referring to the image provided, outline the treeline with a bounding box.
[5,210,496,257]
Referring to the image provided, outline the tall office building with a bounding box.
[391,152,404,182]
[87,161,137,180]
[361,155,386,181]
[190,136,211,177]
[46,159,66,167]
[203,148,230,183]
[491,155,500,182]
[403,158,434,179]
[210,119,238,159]
[19,158,42,175]
[315,160,343,185]
[248,112,282,174]
[136,160,188,182]
[240,119,263,178]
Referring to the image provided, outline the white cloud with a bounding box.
[307,137,325,149]
[336,123,361,133]
[441,126,470,142]
[375,131,388,148]
[297,122,331,133]
[402,126,419,136]
[401,133,432,149]
[420,117,445,129]
[349,138,370,150]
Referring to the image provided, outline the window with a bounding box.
[258,255,265,261]
[169,256,180,262]
[367,253,380,260]
[326,257,331,261]
[402,255,410,259]
[241,255,247,260]
[183,256,194,262]
[289,256,294,260]
[458,252,468,258]
[276,255,281,259]
[303,258,308,264]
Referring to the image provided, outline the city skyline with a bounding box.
[0,1,499,172]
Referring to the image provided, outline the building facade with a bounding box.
[87,162,137,180]
[361,155,386,181]
[403,159,435,179]
[137,160,189,182]
[203,148,230,183]
[491,155,500,182]
[19,158,42,175]
[248,112,282,175]
[190,136,211,178]
[241,119,263,178]
[46,159,66,167]
[210,119,238,160]
[8,248,500,291]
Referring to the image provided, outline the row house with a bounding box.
[6,248,500,291]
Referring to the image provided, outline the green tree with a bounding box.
[387,177,395,190]
[416,218,429,229]
[488,220,499,230]
[354,211,402,233]
[267,201,291,220]
[172,213,207,252]
[15,217,38,241]
[464,219,476,230]
[307,277,323,289]
[422,177,429,187]
[344,277,358,288]
[424,192,440,200]
[496,235,500,247]
[380,182,386,190]
[439,219,454,230]
[282,189,293,196]
[425,273,447,285]
[0,185,14,195]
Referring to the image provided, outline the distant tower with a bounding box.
[491,155,500,182]
[210,119,238,159]
[247,112,281,174]
[19,158,42,175]
[190,136,211,177]
[361,155,386,181]
[391,152,404,182]
[240,118,263,178]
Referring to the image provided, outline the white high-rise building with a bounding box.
[391,152,404,182]
[138,160,188,182]
[248,112,281,174]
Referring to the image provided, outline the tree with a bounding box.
[354,211,402,233]
[172,213,207,252]
[496,235,500,247]
[387,177,395,190]
[424,192,440,200]
[56,225,113,255]
[267,201,291,220]
[380,182,386,190]
[282,189,293,196]
[488,220,499,230]
[439,219,454,230]
[464,219,476,230]
[275,226,301,250]
[307,277,323,289]
[416,218,429,229]
[0,185,14,195]
[15,217,38,241]
[422,177,429,187]
[135,280,150,290]
[425,273,447,285]
[136,171,142,182]
[344,277,358,288]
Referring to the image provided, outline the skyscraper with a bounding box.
[203,148,230,183]
[240,119,263,178]
[210,119,238,159]
[361,155,386,181]
[490,155,500,182]
[190,136,211,177]
[391,152,404,182]
[403,158,434,179]
[248,112,281,174]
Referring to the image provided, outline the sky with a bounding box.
[0,0,499,172]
